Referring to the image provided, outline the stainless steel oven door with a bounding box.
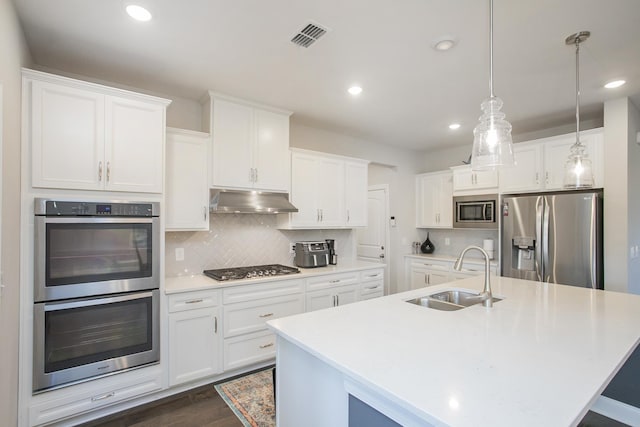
[33,290,159,392]
[34,216,160,302]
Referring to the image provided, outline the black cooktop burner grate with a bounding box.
[203,264,300,281]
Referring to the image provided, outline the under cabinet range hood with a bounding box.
[209,189,298,214]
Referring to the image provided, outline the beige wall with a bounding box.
[0,1,31,425]
[290,121,424,293]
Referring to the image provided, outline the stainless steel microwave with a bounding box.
[453,194,498,229]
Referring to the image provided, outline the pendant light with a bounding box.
[471,0,514,170]
[563,31,594,188]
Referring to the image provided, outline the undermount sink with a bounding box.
[406,290,502,311]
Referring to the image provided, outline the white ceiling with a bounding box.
[12,0,640,150]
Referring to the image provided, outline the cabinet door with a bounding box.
[344,160,368,226]
[500,144,543,192]
[438,173,454,227]
[290,153,320,226]
[105,96,164,193]
[254,109,290,192]
[427,270,449,286]
[452,167,475,191]
[169,307,221,386]
[544,131,604,190]
[317,157,345,226]
[416,174,439,227]
[31,80,105,190]
[334,285,358,306]
[165,130,209,230]
[211,99,254,189]
[305,290,335,312]
[410,269,428,290]
[473,169,499,189]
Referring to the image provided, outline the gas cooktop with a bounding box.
[203,264,300,281]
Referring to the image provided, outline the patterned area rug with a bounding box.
[214,368,275,427]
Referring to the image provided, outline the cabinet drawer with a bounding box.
[360,268,384,282]
[306,272,359,292]
[223,330,277,371]
[29,368,163,426]
[222,279,304,304]
[168,289,220,313]
[410,260,449,271]
[223,294,304,338]
[360,279,384,300]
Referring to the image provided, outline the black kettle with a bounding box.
[420,233,435,254]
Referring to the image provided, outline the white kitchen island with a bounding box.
[267,276,640,427]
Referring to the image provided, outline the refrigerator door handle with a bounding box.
[542,196,551,282]
[535,196,544,282]
[589,195,598,289]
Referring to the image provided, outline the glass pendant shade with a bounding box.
[563,142,594,188]
[471,96,514,169]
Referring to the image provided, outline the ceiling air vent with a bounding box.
[291,22,329,48]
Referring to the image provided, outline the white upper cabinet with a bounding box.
[499,144,544,192]
[208,94,291,192]
[499,128,604,193]
[280,149,369,229]
[415,170,453,228]
[165,128,210,231]
[26,69,169,193]
[451,165,498,195]
[344,160,368,226]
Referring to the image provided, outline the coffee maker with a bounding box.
[325,239,337,265]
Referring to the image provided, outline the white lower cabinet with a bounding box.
[359,268,385,300]
[306,284,359,311]
[29,366,163,426]
[222,279,304,370]
[168,290,222,386]
[223,330,278,371]
[405,256,497,292]
[409,260,450,290]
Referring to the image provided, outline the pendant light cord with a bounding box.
[575,39,580,144]
[489,0,494,98]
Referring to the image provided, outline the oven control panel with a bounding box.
[35,199,159,217]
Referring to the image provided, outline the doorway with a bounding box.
[357,185,390,293]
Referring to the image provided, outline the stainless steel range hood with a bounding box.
[209,189,298,214]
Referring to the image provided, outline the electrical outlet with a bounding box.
[445,237,451,246]
[290,244,296,255]
[175,247,184,261]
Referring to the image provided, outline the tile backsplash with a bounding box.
[165,214,354,277]
[415,228,499,260]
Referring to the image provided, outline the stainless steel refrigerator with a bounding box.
[501,190,603,289]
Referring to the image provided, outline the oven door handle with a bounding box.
[38,217,155,224]
[43,290,156,311]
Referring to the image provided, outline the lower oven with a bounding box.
[33,289,159,392]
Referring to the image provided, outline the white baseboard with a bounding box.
[591,395,640,426]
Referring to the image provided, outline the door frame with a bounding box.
[358,184,390,294]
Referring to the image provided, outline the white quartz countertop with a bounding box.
[164,260,384,294]
[267,276,640,426]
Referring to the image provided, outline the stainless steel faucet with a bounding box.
[454,245,493,308]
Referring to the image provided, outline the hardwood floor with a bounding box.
[80,383,242,427]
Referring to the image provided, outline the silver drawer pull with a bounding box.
[91,392,115,402]
[259,342,274,349]
[366,274,379,278]
[329,279,341,283]
[259,313,274,318]
[185,299,204,304]
[365,286,379,290]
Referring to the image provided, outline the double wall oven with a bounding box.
[33,199,160,392]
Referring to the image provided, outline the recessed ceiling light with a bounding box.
[348,86,363,96]
[433,37,456,51]
[604,80,626,89]
[126,5,152,22]
[449,123,461,130]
